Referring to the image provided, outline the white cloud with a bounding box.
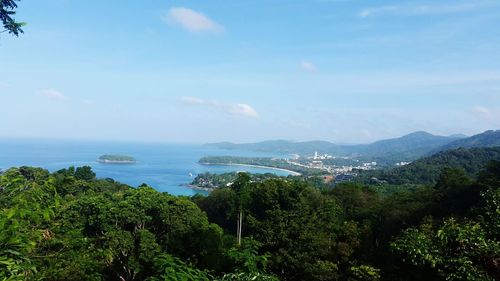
[39,89,66,100]
[471,105,491,116]
[164,7,224,33]
[359,6,398,18]
[359,1,497,17]
[179,96,259,118]
[229,104,259,118]
[300,60,317,72]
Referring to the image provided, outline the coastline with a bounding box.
[199,162,302,176]
[185,184,213,192]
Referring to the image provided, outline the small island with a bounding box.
[97,154,136,164]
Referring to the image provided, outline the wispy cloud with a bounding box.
[180,96,204,105]
[300,60,317,72]
[180,96,259,118]
[228,104,259,118]
[469,106,500,127]
[39,89,67,101]
[164,7,224,33]
[0,81,8,88]
[359,1,497,18]
[472,105,491,115]
[471,105,492,117]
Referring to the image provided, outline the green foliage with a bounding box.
[98,154,136,163]
[358,147,500,185]
[216,272,279,281]
[227,238,270,274]
[391,218,498,281]
[0,167,59,280]
[390,163,500,280]
[0,0,25,36]
[148,254,211,281]
[74,165,96,181]
[439,130,500,151]
[1,159,500,281]
[348,265,381,281]
[0,166,227,280]
[192,172,280,190]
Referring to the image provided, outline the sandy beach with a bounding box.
[200,162,302,176]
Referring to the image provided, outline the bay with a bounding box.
[0,138,291,196]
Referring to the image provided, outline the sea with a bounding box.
[0,138,291,196]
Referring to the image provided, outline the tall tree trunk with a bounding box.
[236,212,240,245]
[237,209,243,246]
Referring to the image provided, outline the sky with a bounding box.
[1,0,500,144]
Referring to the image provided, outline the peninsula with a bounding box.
[97,154,136,164]
[198,156,325,176]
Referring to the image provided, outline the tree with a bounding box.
[74,166,96,181]
[231,173,251,246]
[391,218,498,281]
[1,0,25,36]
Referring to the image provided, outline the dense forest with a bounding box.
[357,147,500,185]
[191,172,281,190]
[1,160,499,280]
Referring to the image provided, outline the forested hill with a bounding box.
[1,162,500,280]
[351,131,464,163]
[358,146,500,185]
[207,131,465,163]
[435,130,500,151]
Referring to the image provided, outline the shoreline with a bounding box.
[199,162,302,176]
[185,184,213,192]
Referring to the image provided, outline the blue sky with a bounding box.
[1,0,499,143]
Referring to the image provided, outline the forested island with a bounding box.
[98,154,136,164]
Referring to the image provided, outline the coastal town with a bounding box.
[288,151,380,174]
[193,152,410,190]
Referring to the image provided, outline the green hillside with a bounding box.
[2,162,500,281]
[207,131,464,165]
[436,130,500,151]
[358,146,500,185]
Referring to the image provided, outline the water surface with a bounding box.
[0,139,291,196]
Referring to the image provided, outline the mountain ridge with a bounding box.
[206,131,468,164]
[357,146,500,185]
[435,130,500,152]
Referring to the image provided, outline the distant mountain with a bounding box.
[207,131,465,165]
[351,131,464,162]
[358,146,500,185]
[436,130,500,151]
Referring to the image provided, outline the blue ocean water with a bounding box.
[0,139,291,196]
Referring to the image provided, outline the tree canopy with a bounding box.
[1,0,24,36]
[1,160,499,280]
